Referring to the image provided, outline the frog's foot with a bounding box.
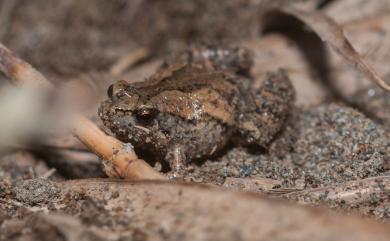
[165,145,187,179]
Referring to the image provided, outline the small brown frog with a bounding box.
[99,44,295,177]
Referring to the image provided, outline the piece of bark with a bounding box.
[57,179,390,241]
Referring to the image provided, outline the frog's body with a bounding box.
[99,45,295,177]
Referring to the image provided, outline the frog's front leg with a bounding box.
[165,144,187,179]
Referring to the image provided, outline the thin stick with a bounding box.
[0,43,50,87]
[0,42,165,180]
[110,47,150,77]
[284,176,390,205]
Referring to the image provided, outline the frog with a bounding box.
[99,44,295,178]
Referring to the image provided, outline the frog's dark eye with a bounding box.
[135,105,158,124]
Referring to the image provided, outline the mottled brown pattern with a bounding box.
[99,45,295,176]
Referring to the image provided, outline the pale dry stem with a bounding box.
[0,42,165,180]
[110,47,150,77]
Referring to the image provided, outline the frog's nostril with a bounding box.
[135,105,158,123]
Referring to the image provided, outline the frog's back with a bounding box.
[131,64,242,125]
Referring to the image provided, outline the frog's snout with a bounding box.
[135,105,158,124]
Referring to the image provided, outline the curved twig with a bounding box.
[272,6,390,92]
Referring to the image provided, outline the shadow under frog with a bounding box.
[99,44,295,178]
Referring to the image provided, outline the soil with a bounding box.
[186,103,390,188]
[0,0,390,240]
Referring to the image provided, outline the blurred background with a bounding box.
[0,0,262,80]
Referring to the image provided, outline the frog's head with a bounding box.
[98,80,169,157]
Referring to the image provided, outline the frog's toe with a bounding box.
[165,145,187,179]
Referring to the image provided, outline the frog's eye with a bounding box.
[135,105,158,124]
[107,80,128,99]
